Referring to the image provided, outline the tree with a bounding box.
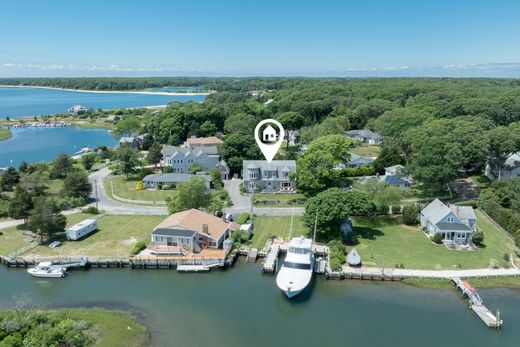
[62,171,92,201]
[146,142,162,167]
[51,153,73,179]
[277,111,304,148]
[18,171,49,195]
[8,187,33,224]
[114,116,141,136]
[209,168,223,189]
[0,167,20,191]
[28,197,66,243]
[373,144,404,174]
[81,153,96,171]
[209,189,231,213]
[303,188,376,239]
[188,162,204,174]
[140,134,154,150]
[402,204,420,225]
[224,113,257,135]
[472,230,485,246]
[296,134,352,196]
[220,134,262,175]
[200,120,218,136]
[116,145,140,178]
[166,177,212,213]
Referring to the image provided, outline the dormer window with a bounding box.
[447,217,454,223]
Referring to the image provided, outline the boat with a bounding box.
[276,236,315,298]
[27,262,66,278]
[347,248,361,266]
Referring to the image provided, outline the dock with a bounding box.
[246,248,258,263]
[177,264,210,272]
[452,277,503,328]
[262,243,280,273]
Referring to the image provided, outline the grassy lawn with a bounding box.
[469,174,491,189]
[25,213,165,258]
[253,193,306,207]
[250,216,309,248]
[0,127,12,141]
[350,144,381,158]
[0,224,32,256]
[403,277,520,289]
[105,175,174,202]
[351,209,516,270]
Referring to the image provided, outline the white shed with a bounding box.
[240,222,254,239]
[66,219,98,241]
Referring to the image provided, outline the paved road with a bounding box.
[89,168,168,215]
[342,265,520,279]
[224,179,305,216]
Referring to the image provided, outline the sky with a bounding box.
[1,0,520,77]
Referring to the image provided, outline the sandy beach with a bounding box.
[0,84,211,96]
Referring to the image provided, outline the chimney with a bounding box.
[202,223,209,235]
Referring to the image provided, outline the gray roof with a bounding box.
[161,145,219,159]
[450,205,476,221]
[143,173,211,183]
[345,129,382,141]
[420,198,453,225]
[242,160,296,178]
[347,154,374,166]
[436,223,472,231]
[152,227,197,237]
[119,136,135,143]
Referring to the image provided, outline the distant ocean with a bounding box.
[0,86,206,118]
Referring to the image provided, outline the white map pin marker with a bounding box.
[254,119,285,164]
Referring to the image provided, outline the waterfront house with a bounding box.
[182,136,223,155]
[419,198,477,244]
[242,160,296,193]
[67,104,87,114]
[149,209,238,255]
[142,172,212,189]
[118,136,142,149]
[485,151,520,181]
[161,145,222,175]
[345,129,383,145]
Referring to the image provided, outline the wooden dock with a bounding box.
[246,248,258,263]
[262,244,280,273]
[177,264,210,272]
[452,277,503,328]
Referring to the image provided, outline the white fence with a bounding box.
[110,181,167,206]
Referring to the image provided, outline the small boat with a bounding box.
[27,262,66,278]
[276,236,315,298]
[48,241,61,248]
[347,248,361,266]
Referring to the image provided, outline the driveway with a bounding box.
[223,179,304,216]
[89,168,168,215]
[449,178,480,202]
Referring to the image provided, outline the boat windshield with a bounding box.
[288,247,310,254]
[283,262,311,270]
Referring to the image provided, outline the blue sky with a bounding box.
[1,0,520,77]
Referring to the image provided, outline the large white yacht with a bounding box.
[276,236,314,298]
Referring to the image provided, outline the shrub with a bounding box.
[503,253,510,262]
[162,166,174,173]
[402,204,420,225]
[432,233,443,244]
[377,204,389,215]
[472,230,485,246]
[489,258,499,269]
[54,196,86,210]
[329,257,344,272]
[130,241,147,255]
[391,205,402,214]
[82,206,99,214]
[454,200,478,208]
[236,212,251,224]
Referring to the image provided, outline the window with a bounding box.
[284,262,311,270]
[447,217,454,223]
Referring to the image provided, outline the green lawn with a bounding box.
[105,175,174,202]
[24,213,165,257]
[351,209,516,270]
[350,144,381,158]
[250,216,309,248]
[253,193,306,207]
[469,174,491,189]
[0,127,12,141]
[0,224,32,256]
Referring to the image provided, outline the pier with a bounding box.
[262,243,280,273]
[452,277,503,328]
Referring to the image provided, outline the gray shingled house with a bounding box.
[242,160,296,193]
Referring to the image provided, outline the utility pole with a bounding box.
[95,180,99,210]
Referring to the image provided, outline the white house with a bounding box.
[263,125,277,142]
[345,129,383,145]
[419,199,477,245]
[67,104,87,114]
[485,152,520,181]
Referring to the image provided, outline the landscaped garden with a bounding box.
[351,209,516,270]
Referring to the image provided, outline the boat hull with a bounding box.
[27,268,66,278]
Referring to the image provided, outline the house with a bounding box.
[142,172,212,189]
[381,165,412,190]
[419,198,477,244]
[485,152,520,181]
[345,129,383,145]
[182,136,223,155]
[149,209,239,255]
[385,164,404,176]
[67,104,87,114]
[242,160,296,192]
[215,160,231,180]
[263,125,277,142]
[337,153,374,169]
[118,136,141,149]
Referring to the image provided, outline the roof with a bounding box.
[154,209,238,241]
[504,152,520,168]
[152,227,197,238]
[161,145,218,159]
[347,154,374,166]
[386,164,405,172]
[243,160,296,177]
[287,236,312,249]
[67,219,97,232]
[450,205,476,221]
[143,173,211,183]
[184,136,223,146]
[384,175,410,185]
[420,198,452,225]
[345,129,382,141]
[119,136,135,143]
[436,223,472,231]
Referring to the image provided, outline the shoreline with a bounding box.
[0,84,211,96]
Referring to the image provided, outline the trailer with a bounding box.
[66,219,98,240]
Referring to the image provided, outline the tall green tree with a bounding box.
[277,111,304,148]
[114,116,141,136]
[8,187,33,224]
[0,167,20,191]
[146,142,163,167]
[116,145,140,178]
[81,153,96,171]
[220,134,262,175]
[166,177,212,213]
[28,197,66,243]
[51,153,73,179]
[62,171,92,201]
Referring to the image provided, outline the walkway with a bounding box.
[342,265,520,279]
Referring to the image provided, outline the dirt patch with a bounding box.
[120,237,137,246]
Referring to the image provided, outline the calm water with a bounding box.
[0,126,117,167]
[0,87,205,118]
[0,261,519,347]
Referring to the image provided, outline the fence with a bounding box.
[110,181,167,206]
[478,207,515,242]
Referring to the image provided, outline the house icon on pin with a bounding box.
[263,125,277,142]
